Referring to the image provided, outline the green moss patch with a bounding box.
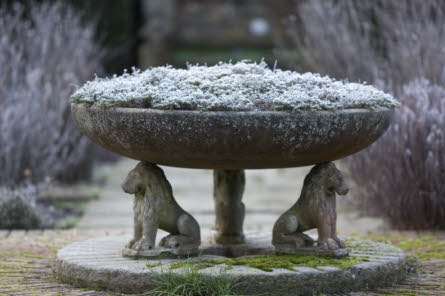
[146,262,162,268]
[167,254,366,272]
[397,236,445,261]
[366,233,445,261]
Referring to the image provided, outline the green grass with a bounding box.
[0,247,51,294]
[51,200,87,213]
[146,262,162,268]
[55,216,82,229]
[50,199,88,229]
[145,267,237,296]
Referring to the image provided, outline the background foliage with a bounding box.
[281,0,445,229]
[0,2,101,186]
[0,2,103,228]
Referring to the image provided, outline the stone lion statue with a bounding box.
[122,162,200,256]
[272,162,349,252]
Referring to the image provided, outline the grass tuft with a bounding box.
[145,267,236,296]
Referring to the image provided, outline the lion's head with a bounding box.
[121,162,159,195]
[321,162,349,196]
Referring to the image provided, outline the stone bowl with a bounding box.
[71,103,393,169]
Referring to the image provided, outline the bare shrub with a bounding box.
[281,0,445,229]
[0,2,102,187]
[0,2,103,229]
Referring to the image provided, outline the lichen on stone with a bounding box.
[71,61,399,112]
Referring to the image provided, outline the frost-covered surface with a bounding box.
[0,3,100,186]
[71,61,398,111]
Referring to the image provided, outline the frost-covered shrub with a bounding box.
[0,186,41,230]
[0,2,102,229]
[0,184,63,229]
[347,80,445,229]
[0,2,101,187]
[282,0,445,229]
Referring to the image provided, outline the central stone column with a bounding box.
[213,169,246,244]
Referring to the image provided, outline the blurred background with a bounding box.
[1,0,445,238]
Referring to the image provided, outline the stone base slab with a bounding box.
[54,232,408,295]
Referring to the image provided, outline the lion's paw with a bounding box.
[160,235,181,248]
[318,238,339,250]
[126,238,138,249]
[133,238,155,251]
[159,235,195,249]
[334,237,346,249]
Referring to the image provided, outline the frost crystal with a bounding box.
[71,61,398,111]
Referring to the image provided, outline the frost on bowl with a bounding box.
[71,61,399,112]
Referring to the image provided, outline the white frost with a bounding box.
[71,61,398,111]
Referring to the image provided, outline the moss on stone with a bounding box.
[397,236,445,261]
[220,255,364,271]
[146,262,162,268]
[169,261,224,271]
[366,234,445,261]
[167,254,366,272]
[160,240,376,272]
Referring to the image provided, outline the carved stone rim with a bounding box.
[72,102,395,115]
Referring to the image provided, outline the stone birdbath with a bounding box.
[56,62,406,295]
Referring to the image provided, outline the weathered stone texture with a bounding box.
[72,104,393,169]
